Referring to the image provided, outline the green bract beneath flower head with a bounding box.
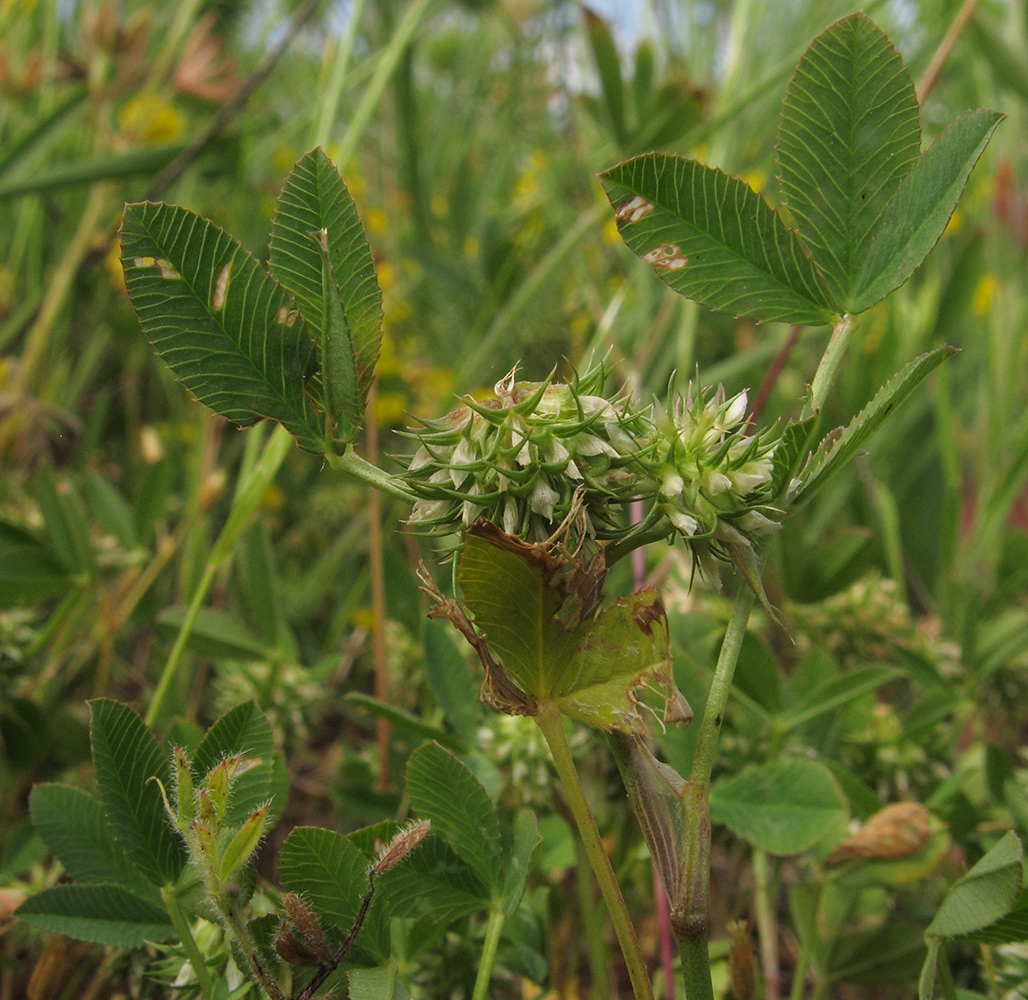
[403,361,653,548]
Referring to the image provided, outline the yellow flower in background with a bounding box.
[374,392,407,426]
[943,208,964,238]
[972,273,998,317]
[365,206,388,236]
[103,237,126,292]
[601,215,620,245]
[272,145,298,172]
[119,93,183,145]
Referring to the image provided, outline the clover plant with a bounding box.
[17,12,1025,1000]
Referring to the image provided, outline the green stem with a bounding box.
[218,901,286,1000]
[668,585,756,996]
[753,849,779,1000]
[534,703,655,1000]
[311,0,367,148]
[788,949,809,1000]
[689,586,756,794]
[471,903,506,1000]
[574,835,612,1000]
[145,424,295,725]
[146,560,216,728]
[677,934,715,1000]
[334,0,437,170]
[807,313,855,416]
[162,886,215,999]
[327,448,419,504]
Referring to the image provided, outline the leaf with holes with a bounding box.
[120,202,324,453]
[776,13,921,310]
[269,148,382,424]
[599,154,835,324]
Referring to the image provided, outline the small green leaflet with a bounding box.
[777,12,921,309]
[710,759,846,855]
[121,202,324,453]
[269,148,383,428]
[88,699,186,887]
[600,155,835,325]
[791,347,958,507]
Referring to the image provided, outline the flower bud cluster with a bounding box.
[403,362,654,547]
[655,385,780,582]
[155,747,268,897]
[403,362,783,579]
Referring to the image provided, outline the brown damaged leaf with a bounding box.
[824,801,932,865]
[423,519,690,734]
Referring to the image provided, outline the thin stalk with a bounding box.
[689,586,756,794]
[146,424,295,725]
[788,948,809,1000]
[217,901,286,1000]
[327,448,419,504]
[917,0,980,102]
[16,182,111,394]
[677,935,715,1000]
[574,835,612,999]
[534,702,655,1000]
[146,560,216,727]
[471,903,506,1000]
[311,0,367,148]
[671,585,757,998]
[161,885,215,999]
[753,849,779,1000]
[146,0,206,90]
[806,314,855,417]
[366,387,391,790]
[333,0,437,170]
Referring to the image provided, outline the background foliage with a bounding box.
[3,0,1028,997]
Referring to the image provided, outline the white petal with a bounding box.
[704,470,732,495]
[662,470,684,497]
[408,446,433,472]
[737,511,781,534]
[529,477,558,519]
[669,510,699,536]
[723,391,748,427]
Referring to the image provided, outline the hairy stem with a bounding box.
[534,703,655,1000]
[161,886,215,999]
